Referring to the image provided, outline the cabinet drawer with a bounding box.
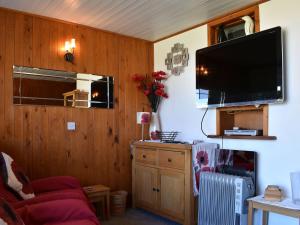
[136,148,157,165]
[158,150,185,170]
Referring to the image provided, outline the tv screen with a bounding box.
[196,26,283,108]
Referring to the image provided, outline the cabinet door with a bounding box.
[135,165,158,210]
[159,169,185,220]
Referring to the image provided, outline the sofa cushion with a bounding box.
[16,199,99,225]
[0,152,35,200]
[0,198,24,225]
[13,188,91,210]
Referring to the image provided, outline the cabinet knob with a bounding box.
[153,188,156,192]
[168,158,172,162]
[157,189,160,192]
[142,155,146,158]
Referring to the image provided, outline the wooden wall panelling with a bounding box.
[63,107,73,176]
[31,106,48,179]
[14,13,24,67]
[0,10,6,150]
[23,15,33,67]
[32,17,42,67]
[45,107,64,176]
[114,36,126,191]
[75,25,89,73]
[12,13,25,169]
[117,36,134,192]
[4,11,15,155]
[22,106,33,175]
[96,31,119,189]
[39,18,50,69]
[55,20,68,71]
[107,109,118,189]
[0,7,153,194]
[110,34,121,191]
[70,109,92,184]
[92,109,109,185]
[48,20,58,70]
[14,14,31,175]
[117,37,152,192]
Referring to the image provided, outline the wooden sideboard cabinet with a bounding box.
[132,141,194,225]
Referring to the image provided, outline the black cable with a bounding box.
[200,107,209,137]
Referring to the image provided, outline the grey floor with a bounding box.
[102,209,180,225]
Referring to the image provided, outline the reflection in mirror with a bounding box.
[13,66,114,108]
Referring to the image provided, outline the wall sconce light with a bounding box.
[64,38,76,63]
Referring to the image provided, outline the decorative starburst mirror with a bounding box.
[165,43,189,76]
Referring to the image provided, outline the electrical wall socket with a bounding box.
[67,122,76,131]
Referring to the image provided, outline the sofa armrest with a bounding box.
[16,199,99,225]
[31,176,81,194]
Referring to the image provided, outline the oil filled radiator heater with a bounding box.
[198,172,255,225]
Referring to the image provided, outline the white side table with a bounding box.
[248,195,300,225]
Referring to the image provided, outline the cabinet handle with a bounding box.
[142,155,146,158]
[157,189,160,192]
[168,158,172,162]
[153,188,157,192]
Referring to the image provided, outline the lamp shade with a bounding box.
[137,112,150,124]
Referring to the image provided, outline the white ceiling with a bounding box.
[0,0,259,41]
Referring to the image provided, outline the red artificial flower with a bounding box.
[152,72,158,78]
[131,71,168,112]
[144,89,150,96]
[162,93,168,98]
[155,89,164,96]
[152,71,166,77]
[152,71,167,80]
[132,74,145,82]
[156,82,164,89]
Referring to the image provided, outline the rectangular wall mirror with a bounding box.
[13,66,114,109]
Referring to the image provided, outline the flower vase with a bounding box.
[149,112,161,140]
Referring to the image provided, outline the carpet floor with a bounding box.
[101,209,180,225]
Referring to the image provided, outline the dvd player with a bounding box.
[224,129,263,136]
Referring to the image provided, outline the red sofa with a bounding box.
[0,176,100,224]
[0,153,100,224]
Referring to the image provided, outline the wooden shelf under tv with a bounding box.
[207,135,277,140]
[208,105,276,141]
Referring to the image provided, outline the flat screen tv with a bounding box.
[196,26,283,108]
